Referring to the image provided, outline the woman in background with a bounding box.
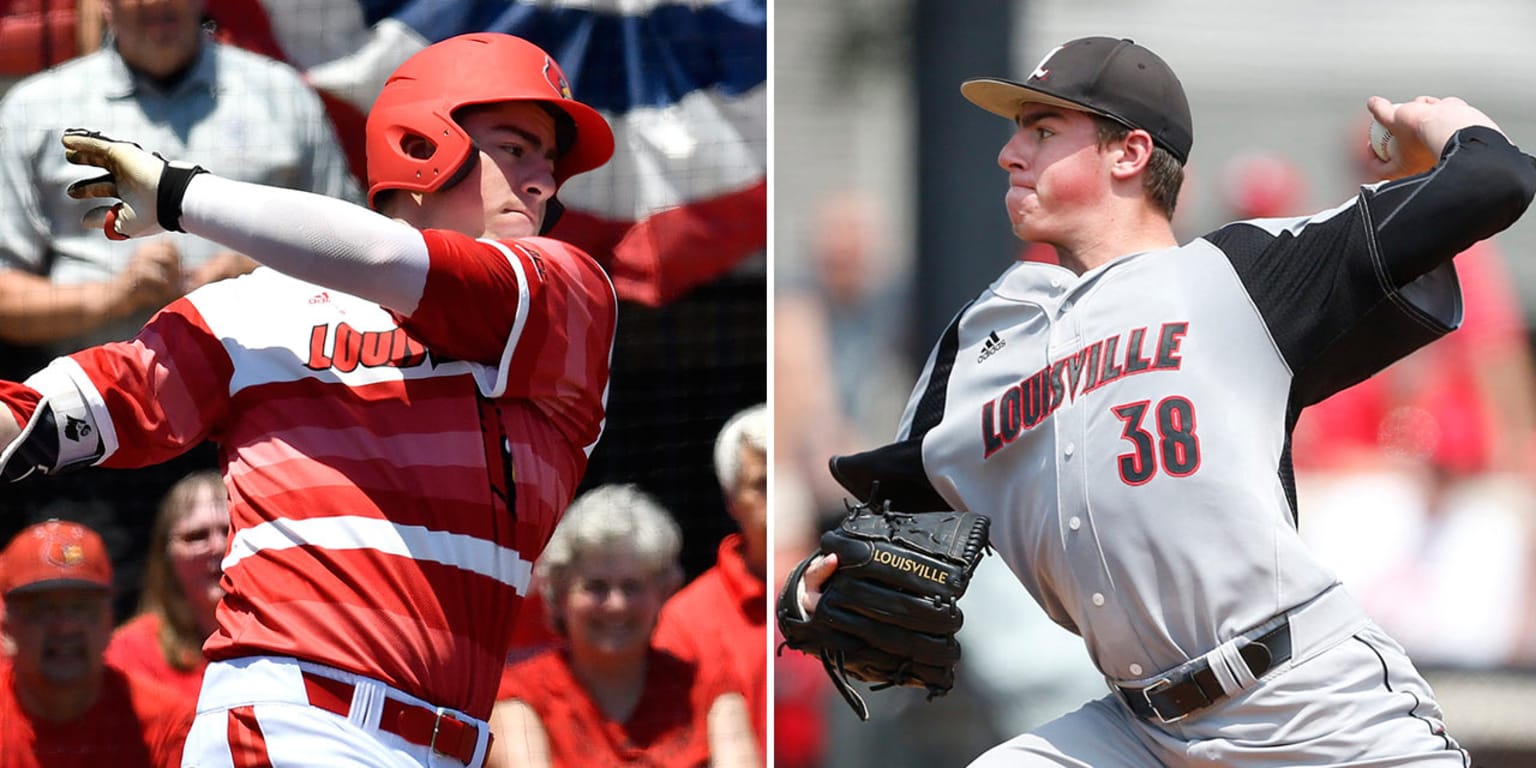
[105,471,229,698]
[488,484,758,768]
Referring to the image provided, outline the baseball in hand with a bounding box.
[1369,119,1394,162]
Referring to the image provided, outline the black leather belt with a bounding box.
[1117,621,1293,723]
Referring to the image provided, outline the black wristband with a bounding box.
[157,161,208,233]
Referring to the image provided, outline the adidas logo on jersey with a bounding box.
[977,331,1006,363]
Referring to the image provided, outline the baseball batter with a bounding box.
[0,34,616,768]
[799,37,1536,766]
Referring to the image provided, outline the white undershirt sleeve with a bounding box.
[180,174,431,315]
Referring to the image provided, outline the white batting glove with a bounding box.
[61,129,206,241]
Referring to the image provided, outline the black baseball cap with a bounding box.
[961,37,1193,164]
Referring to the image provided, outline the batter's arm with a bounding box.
[180,175,435,316]
[0,299,232,481]
[58,131,435,317]
[185,180,611,375]
[0,371,102,482]
[62,132,613,375]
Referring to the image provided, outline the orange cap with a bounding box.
[0,520,113,595]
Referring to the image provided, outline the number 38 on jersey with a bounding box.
[979,321,1201,485]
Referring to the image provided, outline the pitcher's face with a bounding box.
[997,104,1114,244]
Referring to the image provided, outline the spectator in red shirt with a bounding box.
[105,470,228,699]
[487,484,758,768]
[0,519,193,768]
[654,403,768,757]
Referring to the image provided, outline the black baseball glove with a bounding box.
[776,490,990,720]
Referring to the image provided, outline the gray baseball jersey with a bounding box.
[841,126,1536,765]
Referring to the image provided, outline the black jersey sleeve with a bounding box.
[1370,127,1536,286]
[1205,125,1536,407]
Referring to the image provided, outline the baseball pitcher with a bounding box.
[0,33,616,768]
[778,36,1536,767]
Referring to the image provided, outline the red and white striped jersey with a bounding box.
[46,230,616,718]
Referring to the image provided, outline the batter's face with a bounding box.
[560,550,666,661]
[2,588,113,687]
[997,104,1113,244]
[412,102,559,240]
[167,483,230,635]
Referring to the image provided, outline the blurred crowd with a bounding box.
[0,1,766,766]
[773,125,1536,766]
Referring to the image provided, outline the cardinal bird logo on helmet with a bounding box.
[543,57,573,100]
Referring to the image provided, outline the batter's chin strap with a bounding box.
[541,198,565,235]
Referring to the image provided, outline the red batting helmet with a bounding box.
[365,33,615,209]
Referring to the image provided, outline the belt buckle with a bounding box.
[429,706,464,758]
[1141,677,1188,724]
